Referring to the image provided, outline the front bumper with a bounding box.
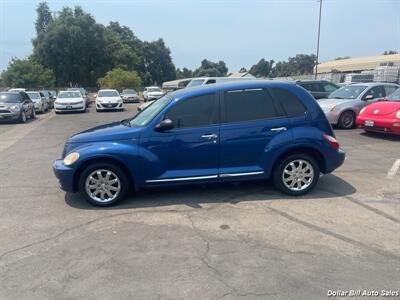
[122,97,139,103]
[53,159,76,192]
[96,102,123,110]
[357,116,400,135]
[55,103,85,112]
[0,111,20,121]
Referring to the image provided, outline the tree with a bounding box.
[383,50,398,55]
[97,68,141,91]
[0,57,55,88]
[334,56,350,60]
[249,59,274,78]
[193,59,228,77]
[35,2,53,35]
[271,54,316,77]
[176,67,193,79]
[33,6,111,86]
[142,39,176,85]
[238,67,248,73]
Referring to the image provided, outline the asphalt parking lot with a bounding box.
[0,102,399,299]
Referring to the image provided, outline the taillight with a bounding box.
[323,134,340,150]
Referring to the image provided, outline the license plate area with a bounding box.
[67,105,72,109]
[365,120,374,127]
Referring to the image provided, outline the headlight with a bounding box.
[9,105,20,112]
[359,107,366,115]
[396,111,400,119]
[63,152,80,166]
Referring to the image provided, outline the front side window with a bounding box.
[130,96,172,127]
[223,89,280,123]
[186,79,205,88]
[165,94,218,128]
[270,88,307,116]
[363,86,385,100]
[384,85,398,96]
[27,92,40,99]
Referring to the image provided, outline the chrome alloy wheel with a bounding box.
[85,169,121,203]
[282,159,314,192]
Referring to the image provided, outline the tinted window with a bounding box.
[21,92,31,102]
[387,88,400,101]
[206,79,216,84]
[300,83,321,92]
[384,85,398,96]
[166,94,218,128]
[223,89,280,123]
[270,88,307,116]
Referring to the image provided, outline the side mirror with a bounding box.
[363,94,374,100]
[155,118,174,132]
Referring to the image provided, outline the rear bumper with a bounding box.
[324,148,346,174]
[53,159,76,192]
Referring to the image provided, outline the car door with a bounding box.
[219,88,290,177]
[140,93,220,183]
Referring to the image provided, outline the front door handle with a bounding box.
[270,127,287,132]
[201,134,218,139]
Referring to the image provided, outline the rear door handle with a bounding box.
[201,134,218,139]
[270,127,287,132]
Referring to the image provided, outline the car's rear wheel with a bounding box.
[338,110,355,129]
[79,162,129,206]
[273,153,319,196]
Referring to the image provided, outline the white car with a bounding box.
[54,90,86,113]
[143,86,164,102]
[96,89,123,111]
[26,91,48,113]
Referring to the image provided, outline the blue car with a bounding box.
[53,81,345,206]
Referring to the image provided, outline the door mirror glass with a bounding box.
[155,118,174,132]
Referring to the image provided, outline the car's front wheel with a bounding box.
[19,110,27,123]
[338,110,355,129]
[273,153,319,196]
[31,108,36,119]
[79,162,129,206]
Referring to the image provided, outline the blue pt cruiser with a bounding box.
[53,81,345,206]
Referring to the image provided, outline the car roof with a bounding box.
[168,80,296,99]
[98,89,118,91]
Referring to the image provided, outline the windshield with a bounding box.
[387,88,400,101]
[122,89,137,94]
[186,79,205,88]
[58,91,82,98]
[0,93,20,103]
[129,96,172,127]
[148,87,161,93]
[27,92,40,99]
[328,85,367,99]
[98,90,119,97]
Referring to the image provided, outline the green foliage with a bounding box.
[0,57,55,88]
[383,50,398,55]
[35,2,53,35]
[176,67,193,79]
[193,59,228,77]
[249,59,274,78]
[272,54,316,77]
[334,56,350,60]
[97,68,141,91]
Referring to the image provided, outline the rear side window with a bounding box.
[299,83,321,92]
[223,89,281,123]
[384,85,398,96]
[270,88,307,116]
[166,93,218,128]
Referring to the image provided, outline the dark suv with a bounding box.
[53,81,345,206]
[296,80,339,99]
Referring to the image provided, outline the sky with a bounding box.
[0,0,399,72]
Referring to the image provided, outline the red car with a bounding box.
[356,88,400,135]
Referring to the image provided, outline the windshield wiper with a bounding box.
[120,119,131,127]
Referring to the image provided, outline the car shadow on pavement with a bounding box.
[65,174,356,210]
[360,131,400,141]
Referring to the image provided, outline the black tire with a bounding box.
[78,162,129,207]
[19,110,27,123]
[31,108,36,119]
[272,153,320,196]
[338,110,356,129]
[55,111,60,114]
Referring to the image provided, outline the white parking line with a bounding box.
[0,112,55,153]
[387,159,400,179]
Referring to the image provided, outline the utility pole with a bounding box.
[315,0,322,79]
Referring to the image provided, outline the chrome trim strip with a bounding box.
[146,175,218,183]
[219,171,264,178]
